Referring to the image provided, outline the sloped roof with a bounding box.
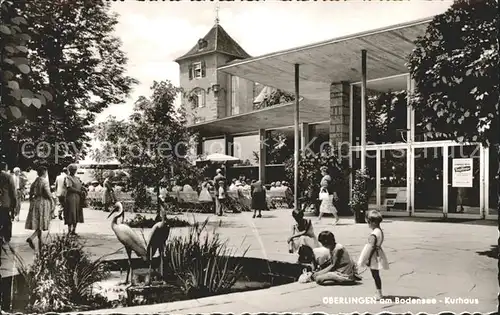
[175,24,251,62]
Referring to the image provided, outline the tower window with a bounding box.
[198,39,208,50]
[193,62,202,79]
[188,61,206,80]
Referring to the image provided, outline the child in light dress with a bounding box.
[357,210,389,300]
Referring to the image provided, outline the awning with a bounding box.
[189,97,328,137]
[196,153,241,163]
[218,18,431,101]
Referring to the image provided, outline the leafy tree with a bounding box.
[2,0,137,179]
[407,0,499,300]
[254,89,295,110]
[366,91,407,144]
[0,0,52,162]
[95,81,205,212]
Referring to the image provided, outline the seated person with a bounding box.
[287,210,319,253]
[311,231,360,285]
[297,245,331,270]
[229,178,238,192]
[182,183,194,192]
[269,182,277,192]
[171,180,183,193]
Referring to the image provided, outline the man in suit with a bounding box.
[213,168,226,216]
[0,161,17,243]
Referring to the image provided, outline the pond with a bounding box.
[1,256,308,313]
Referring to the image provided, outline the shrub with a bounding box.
[125,214,191,229]
[284,149,351,211]
[349,168,370,217]
[165,218,248,298]
[8,234,111,312]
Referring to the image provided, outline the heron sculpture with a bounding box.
[108,202,148,284]
[146,197,171,279]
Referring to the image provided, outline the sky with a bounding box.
[96,0,453,124]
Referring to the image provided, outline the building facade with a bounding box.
[175,18,498,220]
[175,22,255,126]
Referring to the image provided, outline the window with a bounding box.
[198,39,208,50]
[189,88,205,109]
[188,61,206,80]
[193,62,202,79]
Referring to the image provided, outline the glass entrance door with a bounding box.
[446,144,483,219]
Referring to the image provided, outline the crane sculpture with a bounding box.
[108,202,148,285]
[146,196,171,279]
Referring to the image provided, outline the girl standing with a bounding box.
[25,166,53,251]
[318,166,339,224]
[357,210,389,300]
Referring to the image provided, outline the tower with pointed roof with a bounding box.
[175,21,254,125]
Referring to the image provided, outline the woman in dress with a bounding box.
[64,164,84,235]
[311,231,359,285]
[102,170,116,212]
[250,180,267,218]
[198,178,213,202]
[287,210,319,254]
[318,166,339,224]
[25,166,53,251]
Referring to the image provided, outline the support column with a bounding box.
[329,82,350,151]
[330,81,350,216]
[300,122,310,151]
[224,134,234,156]
[406,76,415,216]
[294,64,300,211]
[360,49,367,171]
[258,129,266,184]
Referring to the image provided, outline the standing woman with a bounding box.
[250,180,266,218]
[64,164,84,235]
[25,166,53,251]
[102,170,116,212]
[318,166,339,224]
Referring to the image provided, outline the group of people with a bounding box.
[0,162,86,251]
[211,169,267,218]
[288,209,389,300]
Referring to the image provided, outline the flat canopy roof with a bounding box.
[218,18,431,101]
[190,98,329,137]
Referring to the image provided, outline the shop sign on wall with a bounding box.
[452,158,473,188]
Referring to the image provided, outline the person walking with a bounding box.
[318,166,339,224]
[0,161,17,243]
[54,167,67,220]
[250,180,266,218]
[102,170,116,212]
[12,167,27,222]
[25,166,53,251]
[64,164,84,235]
[213,168,226,216]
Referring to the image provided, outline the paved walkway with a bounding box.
[1,203,497,313]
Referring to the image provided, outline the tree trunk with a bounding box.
[155,183,161,221]
[496,145,499,312]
